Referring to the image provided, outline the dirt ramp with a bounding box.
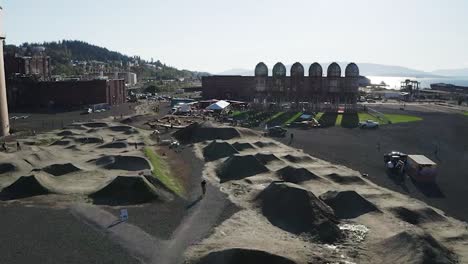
[0,163,17,174]
[232,142,255,151]
[254,141,278,148]
[282,154,315,163]
[98,142,129,149]
[173,122,241,143]
[389,206,446,225]
[42,163,82,176]
[194,248,297,264]
[255,153,282,165]
[372,230,458,264]
[256,181,341,242]
[276,166,320,183]
[203,141,239,161]
[76,137,103,144]
[56,130,76,136]
[217,155,269,182]
[95,155,151,171]
[83,122,109,128]
[89,176,159,205]
[51,139,72,146]
[109,125,133,132]
[319,190,380,219]
[0,175,50,199]
[325,173,366,185]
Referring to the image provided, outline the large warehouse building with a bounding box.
[203,62,360,104]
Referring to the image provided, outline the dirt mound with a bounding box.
[325,173,366,185]
[121,115,145,124]
[0,175,49,199]
[389,206,446,225]
[42,163,81,176]
[254,141,278,148]
[255,153,282,165]
[109,125,133,132]
[173,122,241,143]
[373,230,458,264]
[256,181,341,242]
[124,128,139,135]
[194,248,297,264]
[0,163,17,174]
[319,190,380,219]
[203,141,239,161]
[65,124,87,130]
[65,145,81,151]
[51,139,72,146]
[98,142,129,149]
[217,155,269,182]
[76,137,103,144]
[89,176,159,205]
[83,122,108,128]
[95,155,151,171]
[56,130,76,136]
[232,142,255,151]
[282,154,314,163]
[276,166,320,183]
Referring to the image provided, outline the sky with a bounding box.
[2,0,468,73]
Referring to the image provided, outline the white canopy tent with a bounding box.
[206,100,230,111]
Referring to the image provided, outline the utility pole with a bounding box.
[0,6,10,137]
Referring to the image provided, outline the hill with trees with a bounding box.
[4,40,210,80]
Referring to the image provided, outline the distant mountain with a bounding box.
[431,68,468,77]
[218,62,445,78]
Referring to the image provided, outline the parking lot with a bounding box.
[277,106,468,222]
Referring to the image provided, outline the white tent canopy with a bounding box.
[206,100,230,110]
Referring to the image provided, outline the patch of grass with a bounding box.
[144,147,185,197]
[384,114,422,124]
[284,112,303,125]
[265,111,284,123]
[315,112,324,120]
[335,114,343,126]
[36,137,60,146]
[358,112,376,122]
[463,112,468,116]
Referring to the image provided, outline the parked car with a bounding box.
[384,151,408,164]
[359,120,379,128]
[264,126,287,137]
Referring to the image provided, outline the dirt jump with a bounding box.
[41,163,82,176]
[203,141,239,161]
[232,142,255,151]
[388,206,446,225]
[94,155,151,171]
[216,155,269,182]
[89,176,160,205]
[0,175,50,199]
[194,248,298,264]
[276,166,320,183]
[173,122,241,143]
[256,181,342,243]
[372,230,458,264]
[319,190,380,219]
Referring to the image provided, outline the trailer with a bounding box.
[405,155,437,182]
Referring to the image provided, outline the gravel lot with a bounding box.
[0,205,139,264]
[278,106,468,222]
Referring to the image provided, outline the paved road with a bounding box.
[278,109,468,222]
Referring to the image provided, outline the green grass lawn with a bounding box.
[357,112,376,122]
[335,114,343,126]
[144,147,185,197]
[315,112,323,120]
[463,112,468,116]
[265,111,284,123]
[284,112,303,125]
[384,114,422,124]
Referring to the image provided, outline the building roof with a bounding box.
[206,100,230,110]
[408,155,437,165]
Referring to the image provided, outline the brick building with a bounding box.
[7,79,126,110]
[202,62,360,104]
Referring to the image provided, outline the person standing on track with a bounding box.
[289,132,294,145]
[201,179,207,197]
